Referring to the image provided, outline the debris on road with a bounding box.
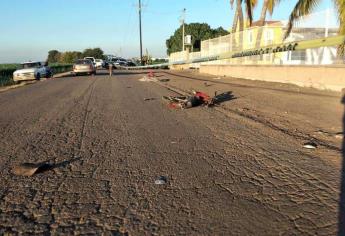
[162,91,235,109]
[163,91,212,109]
[139,76,158,82]
[144,98,156,101]
[12,162,53,176]
[148,70,155,78]
[334,132,344,139]
[204,82,213,87]
[155,176,168,185]
[159,78,170,82]
[303,142,318,149]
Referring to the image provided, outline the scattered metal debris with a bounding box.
[163,91,235,109]
[144,98,156,101]
[163,91,212,109]
[155,176,168,185]
[12,162,53,176]
[303,142,318,149]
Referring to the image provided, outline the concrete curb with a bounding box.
[0,81,36,93]
[53,71,73,78]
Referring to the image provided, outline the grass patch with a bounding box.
[0,76,16,87]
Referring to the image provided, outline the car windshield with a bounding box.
[21,63,40,69]
[75,60,91,65]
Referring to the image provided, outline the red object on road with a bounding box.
[195,91,210,102]
[148,70,155,77]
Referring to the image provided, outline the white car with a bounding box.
[95,59,104,69]
[84,57,96,65]
[73,59,96,75]
[13,62,52,82]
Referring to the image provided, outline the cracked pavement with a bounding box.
[0,70,343,235]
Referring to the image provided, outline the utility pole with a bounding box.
[138,0,143,65]
[180,8,186,52]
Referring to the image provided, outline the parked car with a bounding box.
[113,58,128,68]
[103,60,110,69]
[126,61,137,67]
[13,61,52,82]
[84,57,96,66]
[95,59,104,69]
[73,59,96,76]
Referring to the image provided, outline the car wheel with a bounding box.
[35,73,41,81]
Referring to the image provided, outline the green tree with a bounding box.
[166,23,229,55]
[82,48,105,59]
[47,50,61,64]
[59,51,82,64]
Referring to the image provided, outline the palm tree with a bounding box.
[230,0,255,33]
[230,0,256,51]
[257,0,280,26]
[255,0,281,48]
[285,0,345,40]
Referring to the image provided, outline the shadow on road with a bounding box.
[34,157,82,175]
[339,92,345,235]
[213,91,237,105]
[13,157,82,176]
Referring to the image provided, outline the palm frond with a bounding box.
[268,0,281,15]
[284,0,321,39]
[334,0,345,55]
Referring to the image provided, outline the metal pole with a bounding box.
[139,0,143,65]
[182,8,186,52]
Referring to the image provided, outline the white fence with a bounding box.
[169,9,342,66]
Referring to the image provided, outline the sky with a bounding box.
[0,0,336,63]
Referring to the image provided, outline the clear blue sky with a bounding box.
[0,0,334,63]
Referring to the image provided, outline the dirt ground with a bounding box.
[0,70,343,235]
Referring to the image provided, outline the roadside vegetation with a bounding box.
[0,65,18,87]
[47,48,105,64]
[166,23,228,55]
[0,63,73,87]
[0,48,104,87]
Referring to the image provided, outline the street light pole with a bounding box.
[139,0,143,65]
[181,8,186,52]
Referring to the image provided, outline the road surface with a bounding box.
[0,70,343,235]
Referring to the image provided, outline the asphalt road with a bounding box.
[0,71,343,235]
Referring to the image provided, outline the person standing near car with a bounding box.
[109,63,113,77]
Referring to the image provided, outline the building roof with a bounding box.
[251,20,283,27]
